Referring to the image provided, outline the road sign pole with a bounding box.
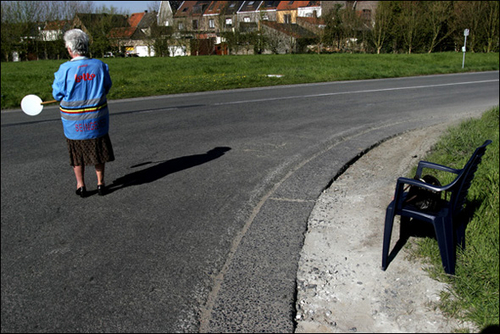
[462,29,469,69]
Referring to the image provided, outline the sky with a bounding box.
[91,1,161,14]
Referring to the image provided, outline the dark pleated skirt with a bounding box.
[66,133,115,166]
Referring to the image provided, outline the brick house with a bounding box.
[108,11,158,57]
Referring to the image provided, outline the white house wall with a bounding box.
[135,45,154,57]
[298,6,321,18]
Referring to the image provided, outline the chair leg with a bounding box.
[382,202,396,270]
[399,216,411,240]
[434,217,456,275]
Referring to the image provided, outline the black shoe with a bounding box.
[76,186,86,198]
[97,184,106,196]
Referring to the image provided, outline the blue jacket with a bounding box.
[52,57,112,140]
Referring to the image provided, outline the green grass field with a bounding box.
[1,52,498,110]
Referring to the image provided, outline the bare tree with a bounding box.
[1,1,44,60]
[1,1,98,61]
[423,1,455,53]
[370,1,393,54]
[46,1,94,20]
[481,1,499,52]
[451,1,483,53]
[398,1,423,54]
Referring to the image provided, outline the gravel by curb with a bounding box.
[295,122,478,333]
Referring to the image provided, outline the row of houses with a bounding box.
[160,1,377,31]
[157,1,378,55]
[38,1,378,58]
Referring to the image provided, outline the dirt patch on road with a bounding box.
[295,121,478,333]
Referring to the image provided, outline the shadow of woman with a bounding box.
[108,147,231,193]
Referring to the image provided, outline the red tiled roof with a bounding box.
[128,12,145,27]
[277,1,311,10]
[44,20,70,30]
[108,27,137,38]
[204,1,226,15]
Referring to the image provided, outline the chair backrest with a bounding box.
[450,140,492,213]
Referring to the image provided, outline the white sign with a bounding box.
[462,29,469,68]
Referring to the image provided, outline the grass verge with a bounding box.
[406,106,499,331]
[1,52,499,110]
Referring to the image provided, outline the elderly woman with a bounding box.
[52,29,115,197]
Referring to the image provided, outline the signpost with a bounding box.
[462,29,469,69]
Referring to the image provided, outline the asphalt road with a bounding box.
[1,71,498,332]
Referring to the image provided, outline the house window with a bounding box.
[209,19,215,28]
[192,19,198,30]
[244,16,251,22]
[284,14,291,24]
[225,18,232,26]
[178,22,184,30]
[262,14,269,21]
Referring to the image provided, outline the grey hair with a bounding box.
[64,29,89,55]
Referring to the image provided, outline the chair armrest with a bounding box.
[415,161,461,178]
[393,177,450,210]
[396,177,446,193]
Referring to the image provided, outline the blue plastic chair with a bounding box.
[382,140,492,275]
